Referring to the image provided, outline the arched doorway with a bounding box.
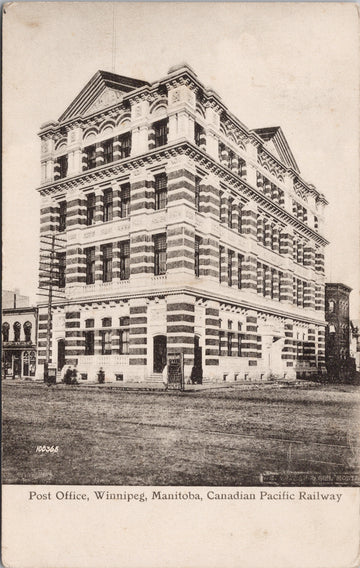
[57,339,66,372]
[153,335,167,373]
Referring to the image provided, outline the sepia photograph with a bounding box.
[2,2,360,566]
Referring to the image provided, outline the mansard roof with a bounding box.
[58,70,149,122]
[253,126,300,173]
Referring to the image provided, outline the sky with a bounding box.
[3,2,359,317]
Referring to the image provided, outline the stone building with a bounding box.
[2,291,37,378]
[36,64,328,382]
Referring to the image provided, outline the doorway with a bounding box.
[153,335,167,373]
[57,339,66,372]
[193,335,203,384]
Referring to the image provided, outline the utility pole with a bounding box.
[38,233,66,383]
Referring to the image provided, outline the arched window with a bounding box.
[2,322,9,342]
[328,300,335,313]
[13,322,21,342]
[24,321,32,342]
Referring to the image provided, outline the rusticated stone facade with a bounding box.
[36,64,328,382]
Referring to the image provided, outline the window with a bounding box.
[14,322,21,342]
[102,244,113,282]
[219,331,224,356]
[278,271,283,300]
[328,299,335,313]
[120,316,130,327]
[238,204,243,234]
[58,155,68,179]
[103,139,113,164]
[228,151,234,169]
[238,334,243,357]
[118,317,129,355]
[194,236,201,277]
[237,254,243,289]
[314,216,319,231]
[57,252,66,288]
[195,177,201,212]
[153,233,166,275]
[23,322,32,342]
[85,247,95,285]
[119,240,130,280]
[119,132,131,159]
[86,193,95,226]
[228,250,234,287]
[219,192,224,221]
[154,120,168,147]
[102,318,112,327]
[84,330,94,355]
[120,184,130,218]
[58,201,66,232]
[101,330,112,355]
[155,174,167,210]
[228,199,233,228]
[194,123,204,147]
[85,318,94,328]
[270,268,275,299]
[2,322,9,342]
[103,189,113,222]
[227,333,234,356]
[85,144,96,169]
[219,246,224,283]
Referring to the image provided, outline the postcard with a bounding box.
[2,2,360,567]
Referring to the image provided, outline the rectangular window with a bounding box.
[270,268,275,299]
[219,246,224,283]
[58,201,66,232]
[228,199,233,228]
[219,192,224,221]
[278,271,283,300]
[227,333,234,357]
[101,330,112,355]
[155,174,167,210]
[119,240,130,280]
[85,247,95,285]
[314,216,318,231]
[228,250,234,287]
[119,329,129,355]
[262,265,267,297]
[84,330,94,355]
[194,123,203,147]
[86,193,95,226]
[85,318,94,328]
[237,254,243,289]
[195,177,201,212]
[102,243,113,282]
[238,204,243,234]
[278,189,284,206]
[154,120,168,147]
[58,155,68,179]
[102,317,112,327]
[85,144,96,169]
[219,331,224,356]
[103,139,114,164]
[120,184,130,218]
[238,335,243,357]
[119,133,131,159]
[153,233,166,275]
[194,236,201,277]
[103,189,113,222]
[57,252,66,288]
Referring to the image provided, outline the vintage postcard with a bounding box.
[2,2,360,567]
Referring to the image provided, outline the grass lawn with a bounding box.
[2,381,360,486]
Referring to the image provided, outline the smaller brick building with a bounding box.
[2,290,38,379]
[325,283,355,381]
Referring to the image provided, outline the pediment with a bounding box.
[253,126,300,173]
[84,88,124,116]
[59,70,149,123]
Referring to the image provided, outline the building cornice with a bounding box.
[37,286,326,327]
